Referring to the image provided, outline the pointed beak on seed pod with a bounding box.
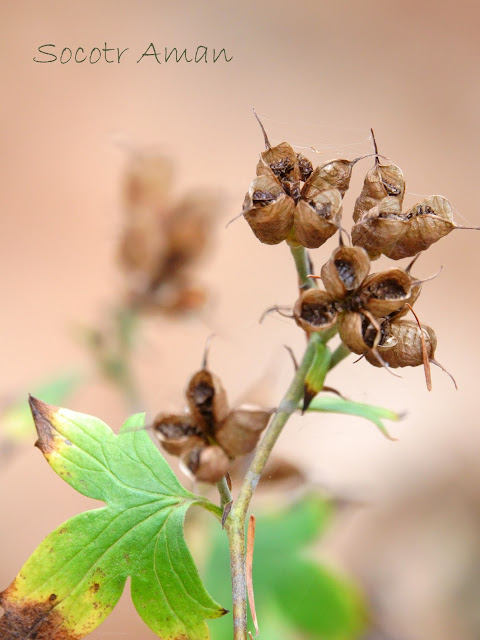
[186,369,229,436]
[320,245,371,299]
[353,160,405,222]
[214,405,272,457]
[151,414,206,456]
[293,289,338,333]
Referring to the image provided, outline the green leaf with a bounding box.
[204,495,366,640]
[1,372,82,441]
[0,398,226,639]
[303,342,332,412]
[305,395,402,440]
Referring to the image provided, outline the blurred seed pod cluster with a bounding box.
[118,151,222,314]
[151,365,272,483]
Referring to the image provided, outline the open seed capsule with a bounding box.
[186,369,229,436]
[293,289,338,333]
[152,413,206,456]
[215,405,272,457]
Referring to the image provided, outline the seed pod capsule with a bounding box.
[351,196,405,260]
[186,369,229,436]
[152,414,205,456]
[321,246,371,299]
[353,161,405,222]
[339,312,384,355]
[293,289,338,333]
[302,159,355,199]
[215,405,272,457]
[182,445,230,483]
[243,174,295,245]
[366,319,437,368]
[363,269,413,317]
[293,188,342,249]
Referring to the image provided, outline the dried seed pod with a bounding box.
[152,413,205,456]
[339,311,384,355]
[351,196,406,259]
[293,289,338,333]
[297,153,314,182]
[321,246,370,300]
[302,159,355,199]
[243,174,295,245]
[353,160,405,222]
[366,319,437,368]
[186,369,229,436]
[363,268,413,317]
[256,142,301,201]
[182,445,230,483]
[215,405,272,457]
[293,188,342,248]
[383,196,456,260]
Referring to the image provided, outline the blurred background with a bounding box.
[1,1,480,638]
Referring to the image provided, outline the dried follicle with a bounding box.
[353,131,405,223]
[151,413,205,456]
[302,159,355,199]
[363,268,413,317]
[351,196,406,260]
[215,405,272,457]
[353,194,478,260]
[257,142,301,201]
[242,175,295,244]
[382,195,464,260]
[293,188,343,248]
[293,289,338,333]
[186,369,229,436]
[366,319,437,368]
[182,445,230,484]
[339,311,384,355]
[320,245,371,299]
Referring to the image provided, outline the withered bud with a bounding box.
[152,413,205,456]
[351,196,405,260]
[363,269,412,317]
[182,445,230,483]
[339,312,385,355]
[302,159,355,199]
[353,161,405,222]
[321,246,370,299]
[366,319,437,368]
[186,369,229,436]
[293,188,342,249]
[293,289,338,333]
[214,405,272,457]
[243,175,295,245]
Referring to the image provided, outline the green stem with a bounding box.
[225,331,319,639]
[217,476,233,507]
[329,342,351,369]
[289,244,317,290]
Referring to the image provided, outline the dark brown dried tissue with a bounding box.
[118,152,222,314]
[152,367,273,483]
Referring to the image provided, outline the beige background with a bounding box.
[1,1,480,638]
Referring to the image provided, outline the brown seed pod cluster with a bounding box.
[243,123,477,258]
[294,245,419,356]
[242,113,360,247]
[152,366,272,483]
[118,151,221,314]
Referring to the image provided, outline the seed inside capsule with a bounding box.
[368,278,407,299]
[406,204,435,219]
[334,259,357,289]
[252,190,276,206]
[301,303,334,326]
